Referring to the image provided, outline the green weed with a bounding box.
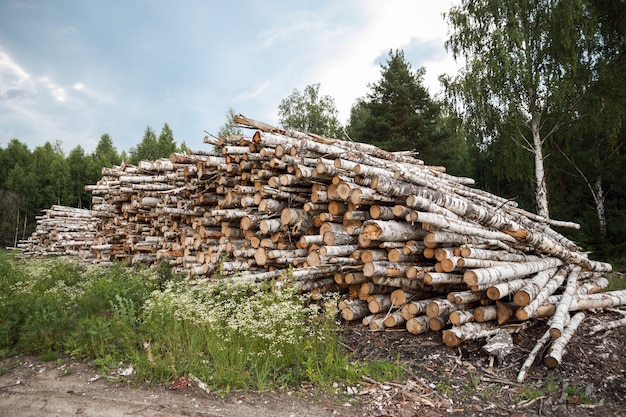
[0,251,397,394]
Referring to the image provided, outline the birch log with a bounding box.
[544,312,586,369]
[549,266,582,339]
[464,258,564,287]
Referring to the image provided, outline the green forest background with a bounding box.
[1,0,624,264]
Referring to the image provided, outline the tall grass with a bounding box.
[0,251,398,391]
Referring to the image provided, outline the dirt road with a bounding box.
[0,358,356,417]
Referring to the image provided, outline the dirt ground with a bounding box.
[1,309,625,417]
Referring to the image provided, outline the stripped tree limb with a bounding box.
[517,328,552,383]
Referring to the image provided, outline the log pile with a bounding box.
[21,115,623,377]
[19,205,100,259]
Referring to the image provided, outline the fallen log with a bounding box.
[544,312,586,369]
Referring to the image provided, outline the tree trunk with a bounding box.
[442,322,498,347]
[531,113,550,218]
[593,173,608,237]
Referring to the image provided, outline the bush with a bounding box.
[0,251,402,391]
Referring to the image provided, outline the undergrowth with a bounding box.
[0,251,401,392]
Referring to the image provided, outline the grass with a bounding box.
[0,250,402,393]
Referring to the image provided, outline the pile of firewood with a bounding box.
[19,205,99,259]
[22,115,625,379]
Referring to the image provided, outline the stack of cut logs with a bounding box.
[22,115,625,378]
[19,205,99,259]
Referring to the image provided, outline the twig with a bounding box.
[189,373,211,395]
[587,316,626,336]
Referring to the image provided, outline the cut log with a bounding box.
[424,272,464,286]
[363,261,412,278]
[464,258,564,287]
[442,322,498,347]
[426,299,463,318]
[473,305,497,323]
[544,312,586,369]
[319,245,358,257]
[486,278,528,301]
[424,231,471,248]
[449,310,475,326]
[447,290,483,305]
[401,299,433,318]
[383,310,406,328]
[512,267,559,306]
[429,314,449,331]
[368,294,393,314]
[549,266,582,339]
[406,315,430,335]
[361,220,428,242]
[390,289,417,306]
[516,266,570,321]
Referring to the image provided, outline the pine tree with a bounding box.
[347,50,466,172]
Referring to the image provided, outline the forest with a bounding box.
[1,0,624,263]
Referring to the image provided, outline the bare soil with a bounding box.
[1,310,624,417]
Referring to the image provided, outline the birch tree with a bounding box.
[278,83,342,139]
[443,0,600,218]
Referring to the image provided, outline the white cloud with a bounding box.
[0,49,33,97]
[258,11,348,49]
[39,76,66,102]
[302,0,459,121]
[234,80,271,102]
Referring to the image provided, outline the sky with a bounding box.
[0,0,459,155]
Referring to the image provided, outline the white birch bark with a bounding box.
[486,278,529,301]
[512,267,559,306]
[516,266,571,321]
[412,211,518,244]
[544,312,586,369]
[549,266,582,339]
[406,315,430,335]
[464,257,564,287]
[531,115,550,218]
[449,310,475,326]
[441,322,499,347]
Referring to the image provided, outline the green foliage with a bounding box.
[93,133,121,168]
[129,124,180,164]
[278,83,343,139]
[0,252,397,392]
[217,108,244,139]
[139,278,352,390]
[443,0,604,217]
[157,123,177,157]
[0,253,158,367]
[129,127,158,164]
[347,50,468,174]
[606,272,626,292]
[0,122,177,245]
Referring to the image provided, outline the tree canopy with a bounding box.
[347,50,469,174]
[442,0,603,217]
[278,83,342,138]
[217,108,244,139]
